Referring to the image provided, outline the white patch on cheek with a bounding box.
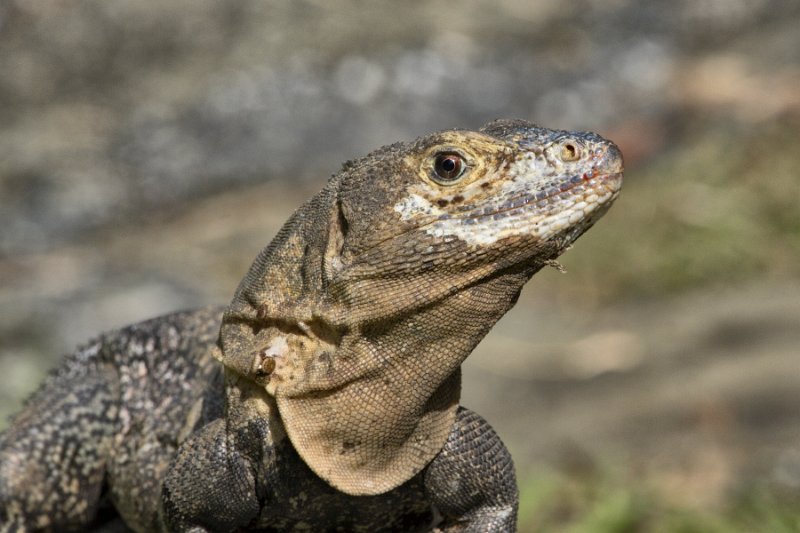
[393,191,514,246]
[393,193,439,219]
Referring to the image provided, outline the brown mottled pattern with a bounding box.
[1,119,622,532]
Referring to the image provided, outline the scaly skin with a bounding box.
[0,119,622,532]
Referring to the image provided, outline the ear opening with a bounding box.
[323,197,349,283]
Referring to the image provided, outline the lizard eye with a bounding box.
[560,141,581,162]
[431,152,467,184]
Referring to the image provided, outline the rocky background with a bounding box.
[2,1,800,530]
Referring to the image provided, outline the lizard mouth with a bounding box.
[469,170,622,221]
[441,170,622,228]
[413,169,622,247]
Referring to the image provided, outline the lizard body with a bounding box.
[0,119,622,532]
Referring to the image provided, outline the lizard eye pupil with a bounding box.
[432,153,466,184]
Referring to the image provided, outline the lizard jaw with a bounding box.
[388,122,623,253]
[394,163,622,249]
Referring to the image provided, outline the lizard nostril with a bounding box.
[560,142,580,162]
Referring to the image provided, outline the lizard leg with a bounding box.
[0,341,119,531]
[424,407,518,533]
[160,418,261,532]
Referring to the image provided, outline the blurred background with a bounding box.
[1,1,799,530]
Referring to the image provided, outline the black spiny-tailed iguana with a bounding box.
[0,119,623,532]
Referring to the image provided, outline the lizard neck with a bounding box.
[215,179,543,495]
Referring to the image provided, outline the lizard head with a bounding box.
[324,118,623,317]
[219,119,623,496]
[328,121,622,280]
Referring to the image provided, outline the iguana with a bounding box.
[0,119,623,532]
